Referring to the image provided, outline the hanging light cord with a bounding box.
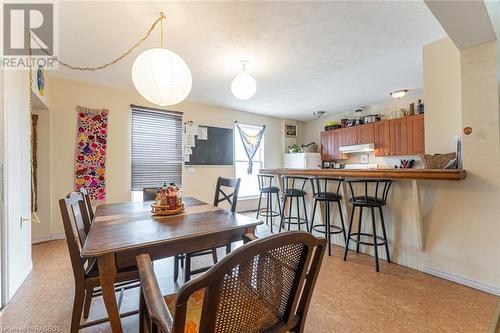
[30,12,166,72]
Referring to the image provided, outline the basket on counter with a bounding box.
[421,153,456,169]
[302,144,318,153]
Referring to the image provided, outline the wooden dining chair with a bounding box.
[138,231,326,333]
[173,177,241,283]
[59,192,140,333]
[80,188,94,222]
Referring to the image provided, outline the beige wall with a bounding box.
[45,76,288,236]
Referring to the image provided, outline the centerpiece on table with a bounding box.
[151,181,185,216]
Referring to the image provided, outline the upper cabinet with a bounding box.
[407,114,425,155]
[320,130,347,161]
[374,121,390,157]
[343,123,374,145]
[343,126,357,145]
[390,117,408,156]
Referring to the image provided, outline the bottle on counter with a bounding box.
[417,99,424,114]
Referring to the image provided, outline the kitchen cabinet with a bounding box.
[320,130,347,161]
[320,131,331,160]
[390,117,408,156]
[374,121,390,157]
[407,114,425,155]
[343,127,357,145]
[356,123,375,144]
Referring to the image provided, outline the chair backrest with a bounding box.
[80,188,94,222]
[347,179,392,202]
[213,177,241,212]
[143,187,158,201]
[310,177,343,198]
[137,231,326,333]
[257,174,275,191]
[59,192,93,281]
[282,176,309,193]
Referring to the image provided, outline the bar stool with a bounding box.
[280,176,310,232]
[309,177,346,256]
[256,175,282,233]
[343,179,392,272]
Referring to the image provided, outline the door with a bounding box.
[356,123,375,144]
[374,120,390,157]
[390,117,408,156]
[332,130,347,159]
[343,127,357,145]
[320,132,330,161]
[407,114,425,155]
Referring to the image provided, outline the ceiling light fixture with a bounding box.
[231,61,257,100]
[132,12,192,106]
[313,111,325,118]
[390,89,409,99]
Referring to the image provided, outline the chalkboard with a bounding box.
[185,126,234,165]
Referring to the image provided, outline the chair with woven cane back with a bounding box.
[59,192,140,333]
[138,231,326,333]
[173,177,241,282]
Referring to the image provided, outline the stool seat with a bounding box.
[349,196,386,207]
[284,189,307,197]
[313,192,342,201]
[261,186,280,194]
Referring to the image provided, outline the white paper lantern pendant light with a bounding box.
[231,60,257,100]
[132,12,192,106]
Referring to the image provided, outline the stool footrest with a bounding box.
[348,232,387,246]
[312,224,344,235]
[259,209,281,218]
[282,216,308,225]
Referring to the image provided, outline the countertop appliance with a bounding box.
[284,153,321,169]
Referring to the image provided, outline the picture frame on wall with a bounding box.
[285,123,297,137]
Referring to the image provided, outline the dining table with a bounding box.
[81,197,263,333]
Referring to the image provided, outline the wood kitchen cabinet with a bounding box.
[390,117,408,156]
[374,120,390,157]
[407,114,425,154]
[320,130,347,161]
[342,126,357,145]
[342,123,374,145]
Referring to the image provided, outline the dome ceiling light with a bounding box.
[231,60,257,100]
[132,12,192,106]
[390,89,409,99]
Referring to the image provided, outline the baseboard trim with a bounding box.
[32,232,65,244]
[423,266,500,296]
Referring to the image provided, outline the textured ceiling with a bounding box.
[51,1,446,120]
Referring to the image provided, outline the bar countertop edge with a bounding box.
[259,168,466,181]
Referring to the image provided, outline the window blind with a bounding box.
[131,106,182,190]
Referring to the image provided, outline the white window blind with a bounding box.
[131,105,182,190]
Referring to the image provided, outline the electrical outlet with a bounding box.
[360,154,369,163]
[188,167,195,174]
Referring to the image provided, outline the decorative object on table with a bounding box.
[231,60,257,100]
[421,152,456,169]
[398,159,416,169]
[236,122,265,173]
[151,181,185,216]
[74,106,108,201]
[285,123,297,137]
[324,120,341,131]
[288,144,302,153]
[36,65,45,96]
[302,142,318,153]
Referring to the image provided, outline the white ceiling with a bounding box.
[52,1,446,120]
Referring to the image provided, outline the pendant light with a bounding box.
[231,61,257,100]
[132,13,192,106]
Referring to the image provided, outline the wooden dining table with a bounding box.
[81,197,262,333]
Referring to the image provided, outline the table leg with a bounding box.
[341,181,352,227]
[97,254,122,333]
[411,179,424,251]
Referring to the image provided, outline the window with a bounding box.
[235,123,264,198]
[131,106,182,201]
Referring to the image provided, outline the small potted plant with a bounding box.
[288,144,302,153]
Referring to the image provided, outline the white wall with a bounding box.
[2,70,32,301]
[44,76,289,238]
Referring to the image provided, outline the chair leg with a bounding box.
[287,196,293,231]
[296,196,301,231]
[371,207,380,272]
[211,248,218,264]
[256,192,263,219]
[139,291,145,333]
[310,199,318,234]
[343,206,356,261]
[225,244,231,255]
[269,192,273,233]
[356,206,363,253]
[70,284,85,333]
[265,194,270,226]
[83,286,93,319]
[173,255,179,281]
[379,206,391,263]
[302,196,309,233]
[184,254,192,283]
[338,201,347,244]
[326,201,332,256]
[279,197,286,233]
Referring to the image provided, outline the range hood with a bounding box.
[339,143,375,153]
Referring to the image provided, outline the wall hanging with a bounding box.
[235,122,265,174]
[74,106,108,201]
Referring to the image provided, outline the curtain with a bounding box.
[236,123,266,174]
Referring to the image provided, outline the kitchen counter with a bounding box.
[259,168,466,181]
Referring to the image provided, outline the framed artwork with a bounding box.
[285,123,297,137]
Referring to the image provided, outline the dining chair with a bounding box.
[80,188,94,222]
[143,187,158,201]
[173,177,241,283]
[59,192,140,333]
[138,231,326,333]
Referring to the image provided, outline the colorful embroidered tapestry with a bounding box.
[74,106,108,201]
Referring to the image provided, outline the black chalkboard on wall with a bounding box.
[185,126,234,165]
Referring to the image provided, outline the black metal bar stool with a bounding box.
[343,179,392,272]
[256,174,282,233]
[279,176,310,232]
[309,177,346,256]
